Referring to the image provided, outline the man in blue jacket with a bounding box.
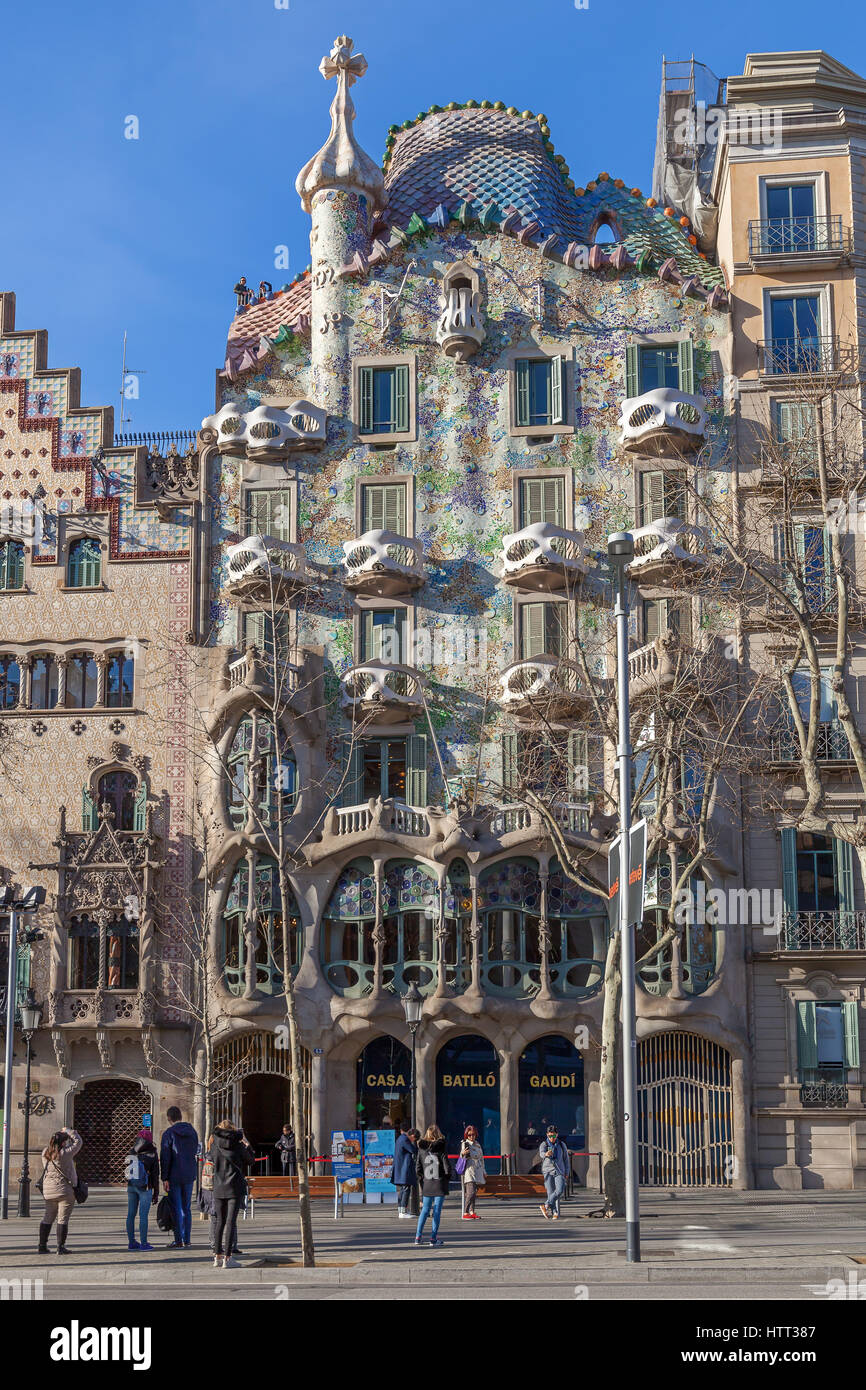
[160,1106,200,1248]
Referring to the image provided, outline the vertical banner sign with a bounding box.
[607,820,648,929]
[363,1129,396,1194]
[331,1130,363,1195]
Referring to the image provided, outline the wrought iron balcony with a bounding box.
[770,719,853,765]
[339,660,426,725]
[342,530,424,598]
[501,522,588,592]
[629,517,711,588]
[748,216,847,259]
[225,534,309,602]
[756,439,821,487]
[799,1079,849,1108]
[498,656,591,720]
[758,337,836,376]
[619,388,708,454]
[780,910,866,952]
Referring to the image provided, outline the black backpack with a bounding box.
[156,1194,175,1232]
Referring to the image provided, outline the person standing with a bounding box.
[209,1119,255,1269]
[392,1124,419,1218]
[125,1126,160,1251]
[459,1124,487,1220]
[160,1106,199,1249]
[414,1124,451,1247]
[37,1126,82,1255]
[274,1124,296,1177]
[538,1124,570,1220]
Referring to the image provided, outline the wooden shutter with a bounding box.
[843,1000,861,1071]
[406,733,428,807]
[520,476,563,527]
[550,355,564,424]
[833,837,855,915]
[677,338,695,395]
[567,730,588,798]
[359,366,374,434]
[363,483,407,534]
[133,784,148,833]
[546,603,566,656]
[342,744,365,806]
[625,344,639,398]
[394,364,410,434]
[515,359,531,427]
[244,611,266,648]
[82,787,98,832]
[796,1000,818,1073]
[640,472,666,526]
[501,732,519,797]
[643,600,660,642]
[520,603,547,659]
[781,827,798,916]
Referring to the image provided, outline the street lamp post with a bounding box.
[1,884,46,1220]
[401,981,424,1217]
[17,989,42,1218]
[608,531,641,1265]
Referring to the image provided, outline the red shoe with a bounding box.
[471,1213,481,1219]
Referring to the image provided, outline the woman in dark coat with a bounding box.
[208,1120,254,1268]
[414,1124,451,1247]
[392,1125,419,1218]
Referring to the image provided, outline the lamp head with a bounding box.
[401,981,424,1027]
[607,531,635,565]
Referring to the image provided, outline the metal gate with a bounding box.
[72,1079,152,1184]
[637,1032,733,1185]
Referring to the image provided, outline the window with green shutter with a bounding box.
[796,1000,818,1074]
[406,733,428,807]
[0,540,24,590]
[362,608,406,663]
[343,744,366,807]
[362,483,407,534]
[625,344,639,398]
[82,787,98,832]
[677,338,695,394]
[244,488,292,540]
[358,364,411,435]
[514,357,566,428]
[519,601,566,659]
[501,732,519,798]
[639,471,685,525]
[519,476,565,528]
[67,537,101,588]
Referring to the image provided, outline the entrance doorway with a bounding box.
[213,1031,311,1170]
[240,1074,291,1153]
[73,1079,151,1184]
[517,1035,585,1175]
[356,1036,413,1133]
[637,1031,733,1185]
[435,1035,501,1173]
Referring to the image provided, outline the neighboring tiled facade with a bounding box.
[3,41,866,1190]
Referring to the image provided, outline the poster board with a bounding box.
[331,1130,363,1198]
[363,1128,396,1198]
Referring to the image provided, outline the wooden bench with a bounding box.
[247,1175,335,1216]
[476,1175,547,1198]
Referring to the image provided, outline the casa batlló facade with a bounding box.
[1,40,865,1192]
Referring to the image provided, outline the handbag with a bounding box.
[74,1178,88,1205]
[455,1155,467,1176]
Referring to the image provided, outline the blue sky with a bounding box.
[3,0,860,432]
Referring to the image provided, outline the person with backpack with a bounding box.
[37,1126,82,1255]
[392,1124,419,1218]
[414,1124,451,1247]
[274,1124,296,1177]
[208,1119,255,1269]
[538,1124,570,1220]
[125,1126,160,1251]
[160,1106,199,1249]
[458,1123,487,1220]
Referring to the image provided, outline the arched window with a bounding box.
[477,858,542,997]
[321,857,377,997]
[547,861,607,997]
[636,856,716,996]
[226,713,296,828]
[106,652,134,707]
[0,540,24,590]
[97,771,138,831]
[66,652,98,707]
[442,858,473,991]
[222,854,301,997]
[68,917,100,989]
[67,537,101,588]
[0,655,20,709]
[31,654,59,709]
[68,915,138,990]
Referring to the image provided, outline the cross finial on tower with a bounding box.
[319,35,368,86]
[295,34,384,214]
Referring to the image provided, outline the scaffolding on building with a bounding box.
[652,56,725,252]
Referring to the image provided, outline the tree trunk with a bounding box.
[600,929,625,1215]
[284,997,315,1267]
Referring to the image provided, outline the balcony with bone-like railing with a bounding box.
[627,632,722,700]
[340,660,426,725]
[201,400,326,457]
[628,516,713,589]
[225,534,310,603]
[619,388,708,455]
[342,530,425,598]
[498,655,591,720]
[501,522,588,593]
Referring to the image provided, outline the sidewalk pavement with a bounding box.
[1,1187,864,1298]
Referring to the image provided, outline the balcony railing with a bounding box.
[780,910,866,951]
[340,660,426,723]
[498,656,590,718]
[799,1079,849,1108]
[342,530,424,597]
[225,534,309,600]
[332,801,430,838]
[489,801,590,836]
[629,517,710,586]
[501,523,588,591]
[770,719,853,764]
[228,650,302,693]
[758,337,835,375]
[748,216,847,258]
[619,388,708,453]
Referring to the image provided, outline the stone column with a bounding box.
[95,652,110,707]
[310,1049,327,1165]
[56,652,69,707]
[499,1040,518,1172]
